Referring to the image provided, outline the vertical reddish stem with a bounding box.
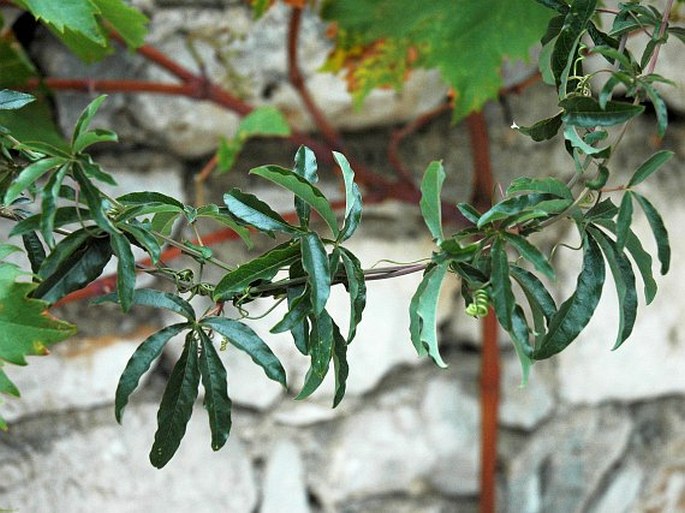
[479,310,500,513]
[466,110,499,513]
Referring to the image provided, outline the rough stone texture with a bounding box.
[498,353,556,431]
[506,407,633,513]
[260,439,310,513]
[323,373,480,506]
[0,402,258,513]
[588,460,644,513]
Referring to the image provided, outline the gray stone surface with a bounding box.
[506,407,633,513]
[0,402,257,513]
[260,439,310,513]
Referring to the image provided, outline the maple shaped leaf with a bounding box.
[322,0,552,119]
[0,256,76,428]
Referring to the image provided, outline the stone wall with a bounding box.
[1,2,685,512]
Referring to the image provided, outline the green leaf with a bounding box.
[33,231,112,304]
[551,0,595,92]
[72,164,117,234]
[237,106,290,139]
[409,262,449,368]
[285,279,310,355]
[301,232,331,316]
[339,247,366,342]
[223,188,302,237]
[633,192,670,275]
[114,322,189,423]
[534,232,605,359]
[295,310,334,400]
[331,320,349,407]
[627,150,674,187]
[505,176,572,200]
[0,90,35,110]
[490,237,515,331]
[40,167,78,249]
[110,231,135,313]
[149,335,200,468]
[292,145,318,227]
[270,288,311,334]
[22,232,46,274]
[560,96,645,128]
[21,0,104,44]
[587,226,637,350]
[250,165,339,237]
[593,218,657,304]
[72,128,118,153]
[119,221,161,264]
[72,95,108,146]
[502,232,555,280]
[4,156,64,205]
[586,164,610,190]
[201,317,286,386]
[91,0,148,50]
[514,112,563,142]
[93,288,196,321]
[510,265,557,324]
[615,192,633,252]
[322,0,552,120]
[213,241,301,301]
[0,262,76,365]
[335,151,363,242]
[194,205,253,249]
[477,193,570,227]
[457,202,481,225]
[117,191,185,210]
[510,305,534,385]
[419,161,446,243]
[0,98,69,152]
[564,125,604,155]
[197,329,232,451]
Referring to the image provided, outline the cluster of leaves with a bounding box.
[0,0,682,469]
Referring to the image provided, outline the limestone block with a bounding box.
[506,407,632,513]
[499,354,556,431]
[0,402,257,513]
[324,375,480,504]
[2,326,157,423]
[588,461,644,513]
[557,191,685,405]
[260,440,310,513]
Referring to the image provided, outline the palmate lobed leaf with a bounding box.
[0,261,77,366]
[321,0,551,120]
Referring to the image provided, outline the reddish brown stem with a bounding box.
[287,8,344,150]
[388,101,452,185]
[467,112,495,211]
[466,110,499,513]
[479,310,500,513]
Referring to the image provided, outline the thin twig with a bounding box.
[646,0,675,75]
